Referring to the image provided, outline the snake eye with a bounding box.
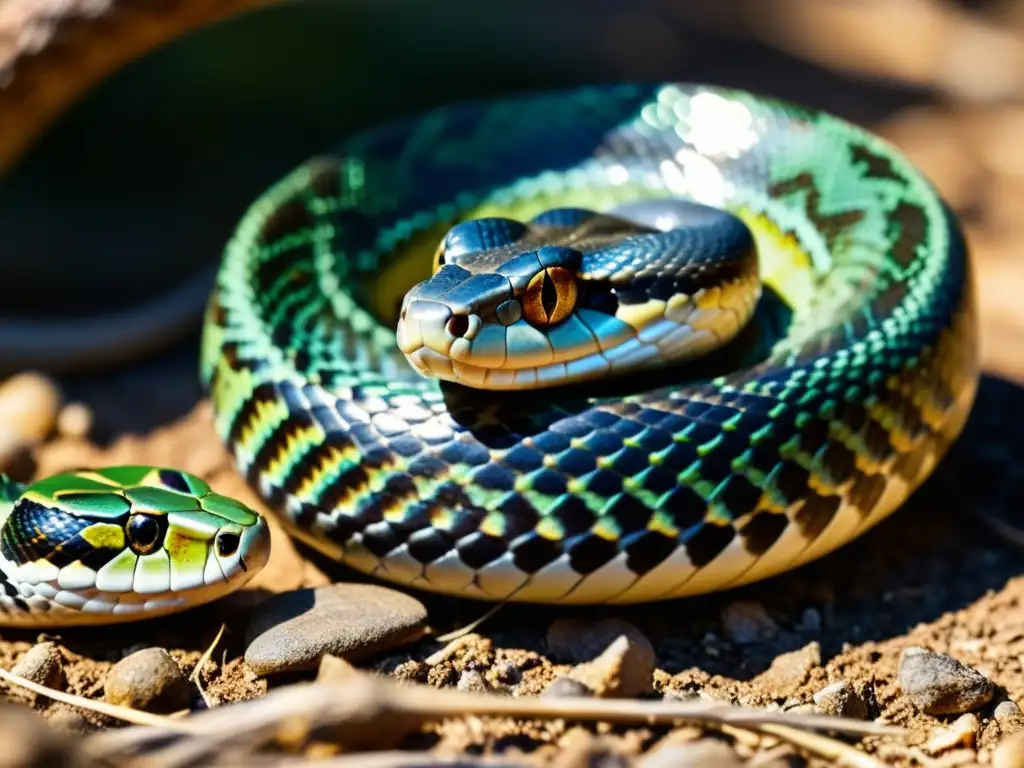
[216,531,240,558]
[523,266,577,326]
[126,514,164,556]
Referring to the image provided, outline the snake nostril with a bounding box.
[447,314,470,338]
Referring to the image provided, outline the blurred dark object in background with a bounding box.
[2,0,1023,376]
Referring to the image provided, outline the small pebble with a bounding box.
[0,372,61,443]
[997,700,1023,720]
[995,729,1024,768]
[640,738,744,767]
[11,642,65,697]
[456,669,491,693]
[758,642,821,694]
[493,661,521,686]
[721,601,778,644]
[244,584,428,675]
[543,676,594,698]
[813,680,870,720]
[926,713,979,754]
[797,607,822,632]
[55,402,93,439]
[104,648,190,714]
[547,617,654,665]
[898,646,994,715]
[567,634,655,698]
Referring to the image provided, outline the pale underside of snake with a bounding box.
[0,2,978,626]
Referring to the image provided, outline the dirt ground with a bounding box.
[5,3,1024,767]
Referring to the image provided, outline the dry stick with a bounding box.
[213,753,534,768]
[84,672,902,752]
[0,665,188,730]
[432,601,508,644]
[739,724,887,768]
[190,623,227,709]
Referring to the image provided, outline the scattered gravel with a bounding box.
[926,713,980,754]
[897,646,995,715]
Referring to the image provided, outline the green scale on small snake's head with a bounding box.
[0,83,976,625]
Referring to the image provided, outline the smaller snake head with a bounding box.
[0,466,270,626]
[396,204,760,390]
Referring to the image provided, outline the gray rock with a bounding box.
[721,601,778,644]
[104,648,190,714]
[898,646,994,715]
[543,676,594,698]
[798,607,823,632]
[11,642,65,695]
[245,584,428,675]
[813,680,870,719]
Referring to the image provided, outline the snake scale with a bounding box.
[0,9,978,626]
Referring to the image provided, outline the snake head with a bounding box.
[396,203,760,390]
[0,466,271,626]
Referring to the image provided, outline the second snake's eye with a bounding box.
[216,531,240,558]
[522,266,577,326]
[126,514,164,556]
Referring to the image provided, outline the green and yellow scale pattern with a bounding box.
[0,466,262,621]
[201,83,977,604]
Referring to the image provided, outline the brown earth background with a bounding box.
[4,1,1024,766]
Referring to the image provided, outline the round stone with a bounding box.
[11,642,65,694]
[244,584,428,676]
[104,648,191,714]
[898,646,994,715]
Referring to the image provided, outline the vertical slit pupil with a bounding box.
[541,271,559,320]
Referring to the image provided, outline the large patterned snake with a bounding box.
[0,7,978,626]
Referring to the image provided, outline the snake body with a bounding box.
[193,83,975,607]
[0,51,978,623]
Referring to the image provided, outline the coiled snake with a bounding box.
[0,12,977,626]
